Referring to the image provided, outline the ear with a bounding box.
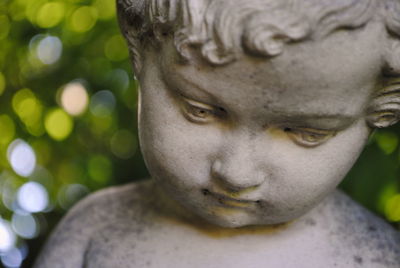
[368,37,400,128]
[367,78,400,128]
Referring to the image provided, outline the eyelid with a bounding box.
[179,96,225,124]
[183,97,216,111]
[283,127,337,148]
[286,127,335,134]
[181,95,227,116]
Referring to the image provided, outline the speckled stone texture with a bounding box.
[34,181,400,267]
[34,0,400,266]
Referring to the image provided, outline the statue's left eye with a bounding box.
[186,105,215,121]
[284,127,336,147]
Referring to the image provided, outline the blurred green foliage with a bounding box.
[0,0,399,267]
[0,0,148,266]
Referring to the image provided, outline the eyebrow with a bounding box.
[273,114,357,130]
[162,69,221,104]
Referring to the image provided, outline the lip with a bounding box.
[202,189,260,208]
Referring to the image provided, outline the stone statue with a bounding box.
[35,0,400,267]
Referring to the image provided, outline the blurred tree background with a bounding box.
[0,0,399,267]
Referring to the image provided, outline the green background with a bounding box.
[0,0,399,267]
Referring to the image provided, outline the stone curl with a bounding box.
[117,0,400,128]
[116,0,397,69]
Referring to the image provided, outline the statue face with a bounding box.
[138,23,383,227]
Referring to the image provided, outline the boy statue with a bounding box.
[35,0,400,267]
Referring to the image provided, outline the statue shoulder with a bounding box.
[34,180,154,268]
[322,190,400,267]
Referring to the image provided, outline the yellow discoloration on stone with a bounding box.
[212,183,258,197]
[160,211,290,238]
[217,199,252,208]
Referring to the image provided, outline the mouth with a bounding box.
[201,189,260,209]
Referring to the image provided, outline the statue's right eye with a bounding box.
[180,97,222,124]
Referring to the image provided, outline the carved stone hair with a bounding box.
[117,0,400,128]
[117,0,400,70]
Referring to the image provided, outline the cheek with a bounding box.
[270,120,370,203]
[139,92,223,187]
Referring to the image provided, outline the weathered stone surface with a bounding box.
[35,0,400,267]
[35,181,400,267]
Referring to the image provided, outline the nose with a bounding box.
[210,149,266,192]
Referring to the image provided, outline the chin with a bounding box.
[196,210,273,228]
[196,206,308,229]
[203,216,286,229]
[207,217,249,228]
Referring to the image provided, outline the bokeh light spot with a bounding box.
[108,69,130,92]
[104,35,129,61]
[90,90,116,116]
[12,89,43,133]
[110,130,137,159]
[93,0,116,20]
[7,139,36,177]
[0,72,5,96]
[375,131,398,155]
[26,0,48,24]
[17,182,49,213]
[37,36,63,65]
[28,34,45,52]
[11,213,38,239]
[1,173,20,212]
[385,194,400,222]
[12,88,35,115]
[88,155,112,185]
[0,115,15,146]
[44,109,73,141]
[36,2,65,28]
[61,82,89,116]
[1,247,24,268]
[70,6,98,33]
[0,220,16,252]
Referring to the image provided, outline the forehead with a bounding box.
[159,22,384,117]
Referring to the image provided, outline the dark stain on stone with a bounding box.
[353,255,363,264]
